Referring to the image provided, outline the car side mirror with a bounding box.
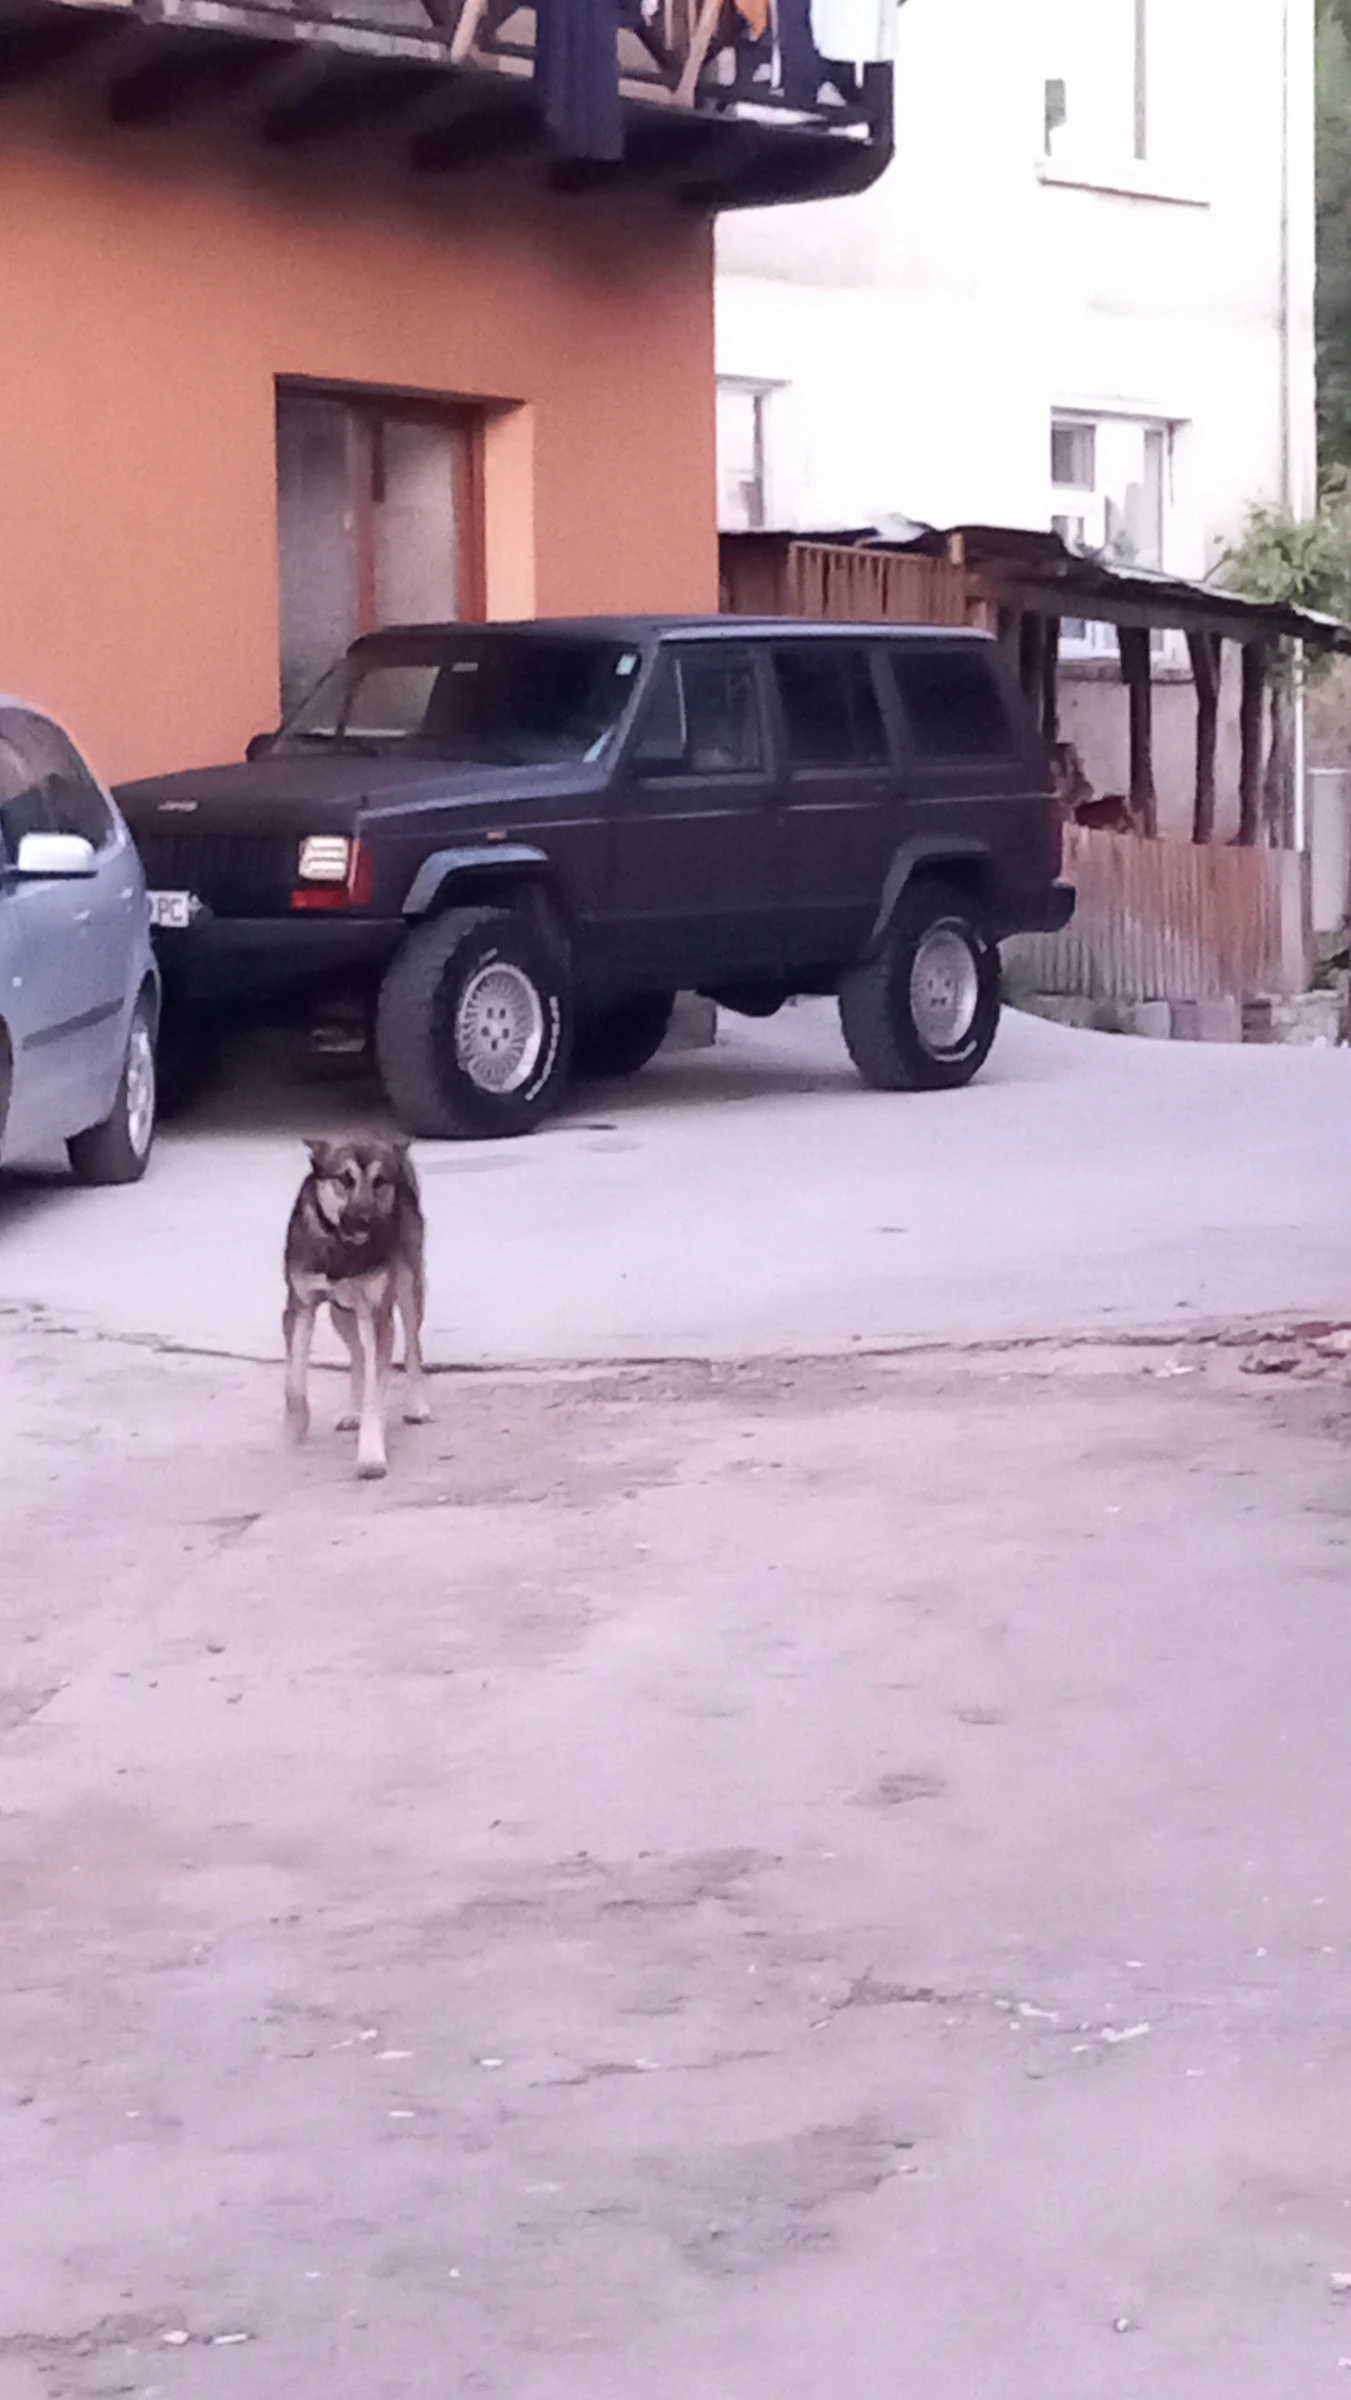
[14,831,96,879]
[245,731,277,763]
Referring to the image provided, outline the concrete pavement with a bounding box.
[1,1001,1349,1361]
[4,1325,1351,2399]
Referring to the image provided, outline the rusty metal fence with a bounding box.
[1011,828,1308,1002]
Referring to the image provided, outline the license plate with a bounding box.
[148,889,195,930]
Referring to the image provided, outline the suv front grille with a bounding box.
[134,827,298,917]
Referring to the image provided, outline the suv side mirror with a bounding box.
[14,831,96,879]
[245,731,277,763]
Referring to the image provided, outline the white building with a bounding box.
[715,0,1317,822]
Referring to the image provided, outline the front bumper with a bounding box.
[153,915,403,1007]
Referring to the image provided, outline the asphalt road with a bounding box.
[1,1001,1349,1362]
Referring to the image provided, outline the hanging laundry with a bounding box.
[535,0,624,160]
[808,0,901,67]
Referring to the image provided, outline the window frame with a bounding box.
[624,642,768,782]
[766,639,894,776]
[883,642,1017,770]
[274,377,486,718]
[715,378,779,534]
[0,709,116,859]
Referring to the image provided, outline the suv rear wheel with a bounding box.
[839,879,1000,1092]
[376,904,571,1139]
[572,993,674,1080]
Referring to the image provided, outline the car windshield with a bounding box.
[276,633,644,767]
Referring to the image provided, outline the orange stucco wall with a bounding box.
[0,94,717,783]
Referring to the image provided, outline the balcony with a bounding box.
[0,0,894,206]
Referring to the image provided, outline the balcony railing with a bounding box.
[0,0,894,206]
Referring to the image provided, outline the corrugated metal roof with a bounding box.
[725,523,1351,649]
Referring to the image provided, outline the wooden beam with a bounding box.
[1238,640,1266,846]
[410,98,537,169]
[108,37,280,126]
[260,57,432,145]
[1187,630,1221,844]
[1041,615,1061,746]
[1118,625,1157,838]
[674,0,725,104]
[1017,611,1044,705]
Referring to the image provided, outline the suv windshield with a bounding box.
[276,632,643,767]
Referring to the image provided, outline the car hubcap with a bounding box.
[909,925,980,1054]
[454,962,545,1096]
[125,1015,156,1156]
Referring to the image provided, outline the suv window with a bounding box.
[0,709,115,852]
[773,644,888,768]
[632,649,762,775]
[888,647,1013,761]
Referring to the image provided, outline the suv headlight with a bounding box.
[297,835,351,883]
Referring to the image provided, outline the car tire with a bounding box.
[68,998,158,1185]
[838,879,1001,1093]
[376,904,572,1140]
[572,992,675,1080]
[155,1002,221,1121]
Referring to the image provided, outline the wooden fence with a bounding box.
[1010,827,1310,1002]
[719,537,990,629]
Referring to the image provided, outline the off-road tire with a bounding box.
[155,1001,221,1121]
[572,992,675,1080]
[839,879,1001,1093]
[376,905,572,1140]
[68,998,158,1185]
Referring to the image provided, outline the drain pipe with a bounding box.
[1282,0,1316,851]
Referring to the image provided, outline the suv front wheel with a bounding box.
[377,905,572,1139]
[839,879,1000,1093]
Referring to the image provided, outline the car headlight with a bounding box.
[297,835,352,883]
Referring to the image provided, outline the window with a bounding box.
[276,385,475,716]
[1052,411,1170,650]
[1042,0,1146,163]
[631,650,762,775]
[0,710,114,857]
[278,632,640,767]
[717,381,774,532]
[888,649,1012,762]
[773,645,888,768]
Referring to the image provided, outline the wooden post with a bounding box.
[1041,615,1061,747]
[1187,630,1221,845]
[1117,624,1157,838]
[1238,640,1266,846]
[1018,611,1044,706]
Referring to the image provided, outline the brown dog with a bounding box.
[283,1135,429,1479]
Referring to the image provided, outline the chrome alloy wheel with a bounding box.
[454,962,546,1096]
[125,1013,156,1156]
[908,924,980,1055]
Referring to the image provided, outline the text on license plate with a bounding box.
[148,890,195,930]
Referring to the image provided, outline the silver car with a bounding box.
[0,700,158,1183]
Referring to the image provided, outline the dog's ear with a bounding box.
[389,1134,411,1157]
[305,1137,337,1176]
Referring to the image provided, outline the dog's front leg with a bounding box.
[354,1299,391,1480]
[283,1297,316,1443]
[398,1265,431,1425]
[331,1304,364,1433]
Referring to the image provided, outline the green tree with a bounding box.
[1222,468,1351,624]
[1318,0,1351,462]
